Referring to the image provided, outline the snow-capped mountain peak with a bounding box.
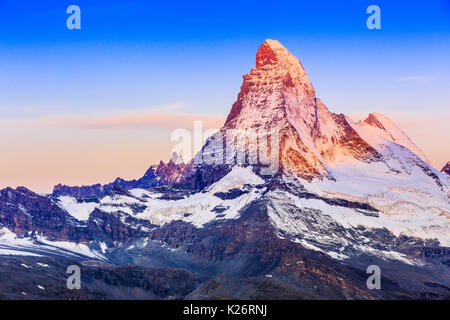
[255,39,315,96]
[223,40,380,180]
[359,112,430,163]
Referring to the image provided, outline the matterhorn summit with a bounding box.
[221,40,442,186]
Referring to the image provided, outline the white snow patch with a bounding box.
[294,191,448,246]
[100,242,107,254]
[209,166,264,193]
[129,188,154,199]
[0,227,105,260]
[36,236,106,260]
[128,167,266,227]
[56,196,98,221]
[266,189,444,264]
[0,249,41,257]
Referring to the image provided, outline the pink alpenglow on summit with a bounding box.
[222,40,437,180]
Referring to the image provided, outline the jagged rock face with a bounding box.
[52,176,154,198]
[0,186,157,244]
[0,187,89,241]
[223,40,378,180]
[87,208,155,243]
[154,159,190,185]
[442,162,450,175]
[53,158,189,197]
[175,164,232,191]
[53,183,104,198]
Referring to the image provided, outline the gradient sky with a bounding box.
[0,0,449,193]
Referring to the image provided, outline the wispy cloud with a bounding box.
[392,114,450,128]
[395,76,435,83]
[17,111,226,130]
[146,102,185,113]
[1,102,226,130]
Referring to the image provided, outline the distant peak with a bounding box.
[361,112,431,164]
[171,151,184,164]
[363,113,387,131]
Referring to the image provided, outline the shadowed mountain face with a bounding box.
[52,157,190,198]
[1,40,449,300]
[442,162,450,175]
[0,256,200,300]
[0,187,89,242]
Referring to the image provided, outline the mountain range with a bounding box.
[0,40,449,300]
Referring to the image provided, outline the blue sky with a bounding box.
[0,0,449,191]
[1,0,449,116]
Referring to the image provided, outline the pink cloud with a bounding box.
[18,112,226,130]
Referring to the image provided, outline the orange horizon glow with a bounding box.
[0,111,448,194]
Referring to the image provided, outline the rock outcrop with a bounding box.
[442,162,450,175]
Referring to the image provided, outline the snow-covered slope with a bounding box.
[357,112,430,164]
[56,196,98,221]
[0,227,105,259]
[54,166,265,228]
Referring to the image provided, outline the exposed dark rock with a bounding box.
[146,198,431,299]
[211,205,230,214]
[52,158,190,198]
[214,188,249,200]
[0,187,89,242]
[0,256,200,300]
[87,209,156,243]
[441,162,450,175]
